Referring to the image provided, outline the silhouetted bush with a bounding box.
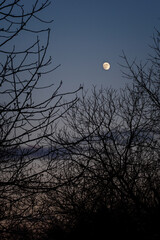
[0,1,159,239]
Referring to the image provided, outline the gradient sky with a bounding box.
[47,0,160,93]
[9,0,160,96]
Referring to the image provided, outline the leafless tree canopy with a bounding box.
[48,31,160,239]
[0,1,160,239]
[0,1,81,239]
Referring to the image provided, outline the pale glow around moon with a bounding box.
[103,62,110,70]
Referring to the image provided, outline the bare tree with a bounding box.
[54,87,158,203]
[121,29,160,129]
[48,30,160,238]
[0,1,81,238]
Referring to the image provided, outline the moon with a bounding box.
[103,62,110,70]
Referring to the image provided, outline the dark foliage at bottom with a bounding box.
[39,206,160,240]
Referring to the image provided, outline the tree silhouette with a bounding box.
[49,30,160,240]
[0,2,160,239]
[0,1,81,239]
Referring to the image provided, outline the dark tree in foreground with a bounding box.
[0,1,81,239]
[0,1,160,239]
[47,30,160,239]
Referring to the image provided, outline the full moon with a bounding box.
[103,62,110,70]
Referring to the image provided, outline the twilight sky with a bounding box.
[49,0,160,92]
[18,0,160,94]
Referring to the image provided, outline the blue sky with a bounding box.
[46,0,160,92]
[5,0,160,95]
